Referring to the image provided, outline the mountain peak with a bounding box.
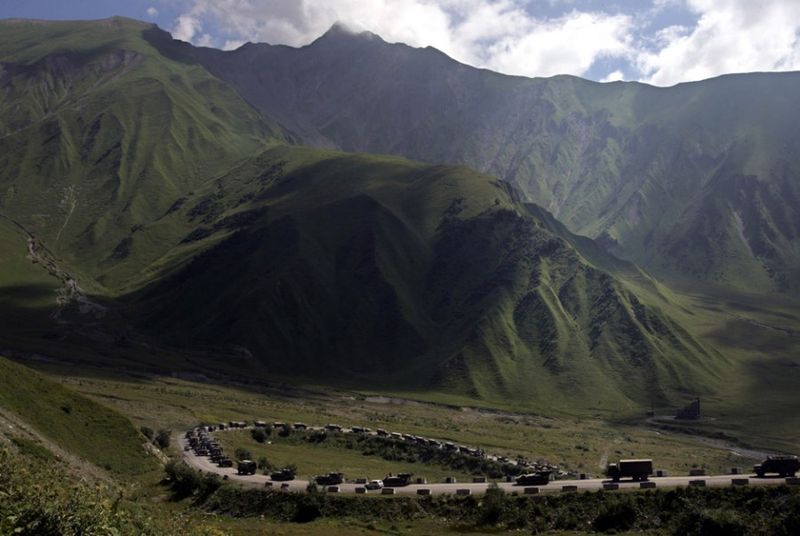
[312,21,383,46]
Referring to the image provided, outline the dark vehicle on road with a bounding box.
[754,455,800,477]
[217,458,233,468]
[607,459,653,482]
[383,473,413,487]
[271,468,296,481]
[515,471,552,486]
[314,472,345,486]
[237,460,257,475]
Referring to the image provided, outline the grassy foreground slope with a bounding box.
[0,356,157,476]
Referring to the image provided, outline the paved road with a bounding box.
[180,437,796,496]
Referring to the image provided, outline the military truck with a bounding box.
[515,471,552,486]
[270,468,296,481]
[606,459,653,481]
[753,455,800,477]
[314,472,345,486]
[237,460,257,475]
[217,458,233,468]
[383,473,413,487]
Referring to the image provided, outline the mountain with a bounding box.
[165,24,800,296]
[119,144,720,408]
[0,18,721,410]
[0,17,284,284]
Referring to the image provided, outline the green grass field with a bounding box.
[215,430,476,482]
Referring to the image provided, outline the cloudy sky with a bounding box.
[3,0,800,86]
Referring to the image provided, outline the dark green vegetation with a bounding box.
[0,17,728,412]
[177,24,800,295]
[0,447,171,536]
[167,461,800,535]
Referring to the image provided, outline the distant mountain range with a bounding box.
[149,22,800,295]
[1,17,797,412]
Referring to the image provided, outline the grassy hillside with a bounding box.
[100,144,718,409]
[183,25,800,296]
[0,17,283,288]
[0,356,157,476]
[0,18,734,412]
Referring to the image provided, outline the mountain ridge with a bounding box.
[157,22,800,296]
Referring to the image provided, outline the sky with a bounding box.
[2,0,800,86]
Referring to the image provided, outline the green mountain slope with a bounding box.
[0,17,283,289]
[106,144,718,409]
[0,356,157,476]
[176,25,800,295]
[0,18,722,411]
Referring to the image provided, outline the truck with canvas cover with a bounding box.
[237,460,257,475]
[606,459,653,481]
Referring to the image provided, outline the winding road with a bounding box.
[180,434,797,496]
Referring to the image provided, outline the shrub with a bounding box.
[592,500,637,533]
[251,428,268,443]
[155,429,171,449]
[293,495,322,523]
[672,508,748,536]
[234,447,252,461]
[140,426,155,441]
[478,482,507,526]
[257,456,272,472]
[164,460,201,499]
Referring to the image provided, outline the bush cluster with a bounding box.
[0,446,169,535]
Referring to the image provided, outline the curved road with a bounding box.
[180,436,796,496]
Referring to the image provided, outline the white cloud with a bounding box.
[482,11,633,78]
[169,0,634,79]
[223,39,246,50]
[146,6,159,18]
[638,0,800,85]
[600,69,625,82]
[167,0,800,85]
[173,13,203,42]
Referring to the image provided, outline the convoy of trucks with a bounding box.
[185,421,800,494]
